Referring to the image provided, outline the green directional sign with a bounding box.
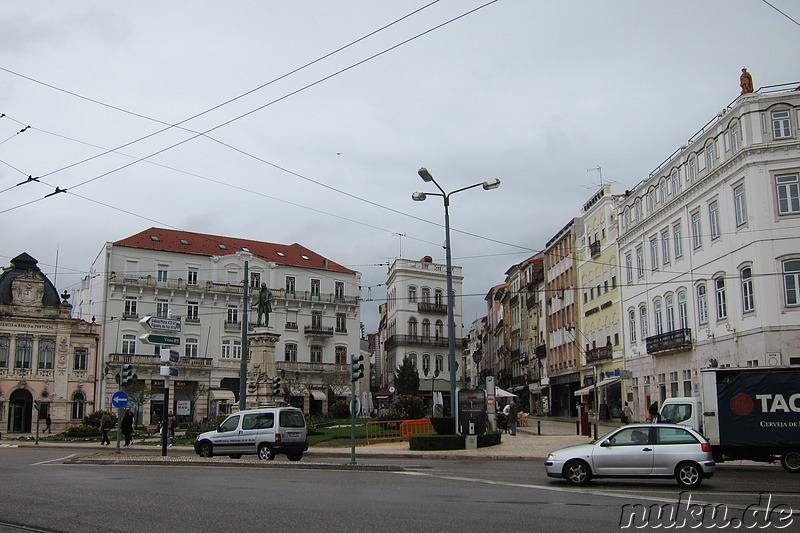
[139,333,181,345]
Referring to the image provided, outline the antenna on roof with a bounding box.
[583,166,618,189]
[393,232,406,258]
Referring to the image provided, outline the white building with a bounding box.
[383,256,463,413]
[618,83,800,419]
[76,227,361,423]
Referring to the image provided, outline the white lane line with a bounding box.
[32,453,76,465]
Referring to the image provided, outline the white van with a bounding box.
[194,407,308,461]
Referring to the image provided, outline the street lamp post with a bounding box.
[413,168,500,416]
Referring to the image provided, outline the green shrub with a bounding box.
[478,431,502,447]
[185,415,227,438]
[65,424,102,438]
[83,410,117,429]
[409,433,464,451]
[329,400,351,419]
[388,395,426,420]
[430,416,455,435]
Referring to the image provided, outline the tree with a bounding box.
[124,381,153,427]
[393,356,420,396]
[183,382,209,421]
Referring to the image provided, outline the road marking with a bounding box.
[32,454,76,465]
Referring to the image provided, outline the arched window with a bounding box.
[71,391,86,420]
[639,305,648,339]
[435,289,443,306]
[409,353,418,370]
[696,283,709,325]
[677,290,688,329]
[740,266,755,313]
[653,298,663,335]
[422,353,431,374]
[665,294,675,332]
[408,317,418,337]
[715,276,727,320]
[628,309,637,343]
[421,288,430,303]
[408,286,417,303]
[435,354,444,373]
[422,319,431,338]
[435,320,444,339]
[782,259,800,307]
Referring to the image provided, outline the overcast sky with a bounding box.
[1,1,798,333]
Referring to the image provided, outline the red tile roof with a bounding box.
[114,228,355,274]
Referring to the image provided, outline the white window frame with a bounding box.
[665,294,675,332]
[776,173,800,215]
[187,268,198,286]
[731,122,741,153]
[653,299,663,335]
[709,200,721,240]
[697,283,709,325]
[285,343,297,362]
[705,142,715,171]
[639,305,648,339]
[782,259,800,307]
[673,222,683,259]
[715,276,728,320]
[678,290,688,330]
[772,110,792,139]
[628,309,636,343]
[741,266,755,314]
[691,211,702,249]
[688,157,697,183]
[156,298,169,318]
[185,338,199,358]
[635,246,644,279]
[122,334,136,355]
[650,237,659,272]
[734,184,747,227]
[661,229,670,265]
[625,253,633,284]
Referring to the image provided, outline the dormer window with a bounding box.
[218,243,227,250]
[276,251,285,257]
[150,235,160,242]
[180,239,189,245]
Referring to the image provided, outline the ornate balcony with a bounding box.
[585,344,612,364]
[384,334,466,350]
[646,328,693,355]
[304,326,334,336]
[417,301,447,314]
[589,240,601,257]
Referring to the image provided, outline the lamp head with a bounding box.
[412,192,427,201]
[482,178,501,190]
[418,167,434,182]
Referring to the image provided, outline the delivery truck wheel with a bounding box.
[780,450,800,473]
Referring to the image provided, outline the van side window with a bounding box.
[256,413,274,429]
[279,410,306,428]
[219,415,240,433]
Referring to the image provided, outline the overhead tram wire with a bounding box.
[0,1,445,182]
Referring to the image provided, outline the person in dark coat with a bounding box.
[508,401,519,436]
[648,401,659,423]
[121,410,134,446]
[100,412,112,445]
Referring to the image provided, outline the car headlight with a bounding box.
[546,453,556,461]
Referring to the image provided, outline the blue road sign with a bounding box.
[111,390,129,409]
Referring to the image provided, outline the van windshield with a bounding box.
[279,410,305,428]
[660,403,692,424]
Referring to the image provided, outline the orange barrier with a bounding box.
[400,419,434,438]
[365,419,434,444]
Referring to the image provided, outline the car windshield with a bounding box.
[660,403,692,424]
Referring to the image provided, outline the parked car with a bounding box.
[194,407,308,461]
[544,423,715,488]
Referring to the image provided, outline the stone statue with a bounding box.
[253,283,273,327]
[740,68,754,95]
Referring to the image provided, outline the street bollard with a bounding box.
[593,423,598,440]
[576,420,580,435]
[537,420,541,435]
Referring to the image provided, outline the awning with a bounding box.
[495,387,517,398]
[574,377,621,396]
[309,390,327,401]
[210,389,236,402]
[528,385,548,394]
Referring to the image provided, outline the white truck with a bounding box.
[659,366,800,474]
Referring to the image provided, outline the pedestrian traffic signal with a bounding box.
[34,399,42,411]
[351,354,364,381]
[271,376,281,396]
[120,364,134,385]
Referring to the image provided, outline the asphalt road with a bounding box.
[1,446,798,532]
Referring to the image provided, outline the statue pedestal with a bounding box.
[246,328,281,409]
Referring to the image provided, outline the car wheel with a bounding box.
[258,444,275,461]
[780,450,800,473]
[675,462,703,488]
[564,460,591,486]
[198,442,213,458]
[229,454,242,459]
[286,452,303,461]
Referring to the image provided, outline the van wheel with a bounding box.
[229,454,242,459]
[780,450,800,473]
[198,442,213,458]
[564,460,591,486]
[675,462,703,488]
[286,452,303,461]
[258,444,275,461]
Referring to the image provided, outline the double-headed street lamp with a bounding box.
[413,167,500,416]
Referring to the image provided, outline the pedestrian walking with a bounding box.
[43,414,52,434]
[100,412,112,445]
[622,402,633,424]
[508,401,519,436]
[121,410,134,447]
[648,401,659,423]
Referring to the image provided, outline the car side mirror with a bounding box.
[600,439,611,447]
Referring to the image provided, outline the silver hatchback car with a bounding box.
[544,423,715,487]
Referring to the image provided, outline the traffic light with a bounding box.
[351,354,364,381]
[34,400,42,411]
[271,376,281,396]
[120,364,134,385]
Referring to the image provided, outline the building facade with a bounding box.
[382,256,463,413]
[76,228,361,423]
[618,84,800,420]
[1,253,100,435]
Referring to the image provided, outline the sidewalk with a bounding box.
[5,416,620,462]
